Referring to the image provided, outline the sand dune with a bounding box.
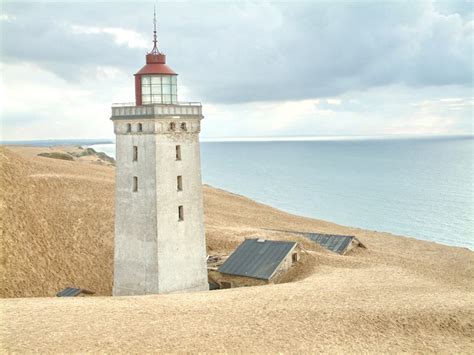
[0,145,473,353]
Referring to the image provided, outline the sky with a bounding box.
[0,0,473,141]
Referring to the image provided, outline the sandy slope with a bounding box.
[1,145,473,353]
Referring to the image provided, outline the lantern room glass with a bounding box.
[141,75,178,104]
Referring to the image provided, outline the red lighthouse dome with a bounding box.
[134,12,178,105]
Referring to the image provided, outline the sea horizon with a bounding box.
[2,135,472,251]
[2,133,473,145]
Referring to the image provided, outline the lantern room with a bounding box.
[135,53,177,105]
[134,12,178,106]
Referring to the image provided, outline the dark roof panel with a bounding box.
[56,287,94,297]
[303,233,354,254]
[218,239,297,280]
[56,287,82,297]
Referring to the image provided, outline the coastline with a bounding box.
[85,137,474,250]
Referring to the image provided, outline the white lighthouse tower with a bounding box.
[111,13,208,295]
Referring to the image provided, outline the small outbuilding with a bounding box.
[264,228,367,255]
[302,233,366,254]
[212,238,299,289]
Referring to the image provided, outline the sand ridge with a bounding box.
[0,145,473,353]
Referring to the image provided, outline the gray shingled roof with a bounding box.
[263,228,365,255]
[303,233,354,254]
[218,238,297,280]
[56,287,94,297]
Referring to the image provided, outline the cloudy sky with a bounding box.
[0,0,472,141]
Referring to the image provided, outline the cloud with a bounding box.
[326,99,341,105]
[70,25,148,49]
[201,84,472,138]
[1,1,472,104]
[0,61,129,140]
[0,13,16,22]
[0,1,472,140]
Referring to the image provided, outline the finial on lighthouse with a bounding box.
[145,6,167,64]
[151,5,160,54]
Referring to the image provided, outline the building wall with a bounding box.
[211,248,299,289]
[154,124,208,293]
[208,270,269,288]
[275,249,298,276]
[113,115,208,295]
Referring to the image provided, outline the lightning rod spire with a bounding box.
[151,5,159,54]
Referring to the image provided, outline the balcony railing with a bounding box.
[111,102,202,118]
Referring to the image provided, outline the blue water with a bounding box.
[20,136,474,249]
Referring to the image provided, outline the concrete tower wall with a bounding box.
[155,131,208,292]
[112,116,208,295]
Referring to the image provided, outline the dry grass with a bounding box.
[1,145,473,353]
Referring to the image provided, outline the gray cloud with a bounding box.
[1,1,472,104]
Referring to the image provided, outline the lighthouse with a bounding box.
[111,13,208,295]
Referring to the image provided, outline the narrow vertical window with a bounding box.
[169,122,176,131]
[180,122,187,131]
[126,123,131,133]
[177,175,183,191]
[178,205,184,221]
[138,123,143,132]
[133,146,138,161]
[176,145,181,161]
[133,176,138,192]
[292,253,298,263]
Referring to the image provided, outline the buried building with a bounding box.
[267,229,366,255]
[111,12,208,295]
[210,239,300,289]
[302,233,366,254]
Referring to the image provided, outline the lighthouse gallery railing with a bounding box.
[111,102,202,118]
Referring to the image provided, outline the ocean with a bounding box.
[87,136,474,250]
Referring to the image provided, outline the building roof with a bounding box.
[135,53,177,76]
[303,233,359,254]
[56,287,94,297]
[135,63,177,75]
[263,229,366,255]
[218,239,297,280]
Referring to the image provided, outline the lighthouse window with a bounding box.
[176,145,181,160]
[178,205,184,221]
[162,85,171,94]
[133,146,138,161]
[138,123,143,132]
[177,176,183,191]
[152,85,162,94]
[142,95,151,104]
[141,75,177,104]
[163,95,172,104]
[126,123,131,132]
[180,122,187,131]
[169,122,176,131]
[133,176,138,192]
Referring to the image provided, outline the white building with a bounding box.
[111,16,208,295]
